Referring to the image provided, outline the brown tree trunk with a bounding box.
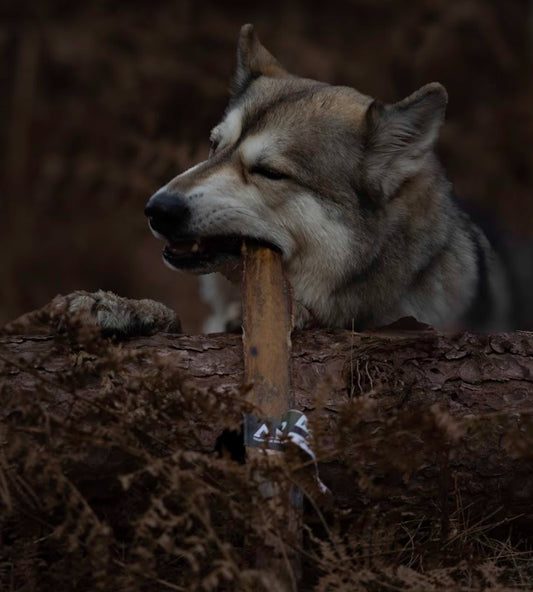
[2,328,533,528]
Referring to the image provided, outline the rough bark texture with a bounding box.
[2,328,533,528]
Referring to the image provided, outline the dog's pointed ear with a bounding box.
[232,24,288,96]
[362,83,448,200]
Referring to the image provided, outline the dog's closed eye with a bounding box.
[250,165,289,181]
[209,138,220,157]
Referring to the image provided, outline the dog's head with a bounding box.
[145,25,447,317]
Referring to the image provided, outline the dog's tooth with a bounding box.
[191,242,200,253]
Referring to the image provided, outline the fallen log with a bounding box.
[2,327,533,526]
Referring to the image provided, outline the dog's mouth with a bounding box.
[163,235,281,272]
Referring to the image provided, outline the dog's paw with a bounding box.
[3,291,181,337]
[57,290,181,337]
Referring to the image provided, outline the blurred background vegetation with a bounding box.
[1,0,532,333]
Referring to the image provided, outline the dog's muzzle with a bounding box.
[144,189,244,272]
[145,189,281,273]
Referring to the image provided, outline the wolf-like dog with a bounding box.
[144,24,513,333]
[8,24,520,338]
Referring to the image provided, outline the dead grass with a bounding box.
[2,314,533,591]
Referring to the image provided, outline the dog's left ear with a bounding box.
[362,83,448,200]
[232,24,288,96]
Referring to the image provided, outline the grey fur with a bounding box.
[145,24,513,332]
[3,290,181,337]
[61,291,181,336]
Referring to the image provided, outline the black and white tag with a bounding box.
[243,410,328,494]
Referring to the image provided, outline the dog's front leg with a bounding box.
[2,290,181,337]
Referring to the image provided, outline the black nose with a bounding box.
[145,191,191,240]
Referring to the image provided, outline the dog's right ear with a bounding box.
[232,24,288,96]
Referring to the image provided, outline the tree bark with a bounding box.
[2,327,533,528]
